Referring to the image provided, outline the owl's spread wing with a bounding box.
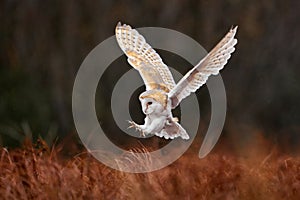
[115,22,176,92]
[168,26,238,108]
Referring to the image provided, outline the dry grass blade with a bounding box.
[0,139,300,199]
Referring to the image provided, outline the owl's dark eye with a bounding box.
[147,101,153,105]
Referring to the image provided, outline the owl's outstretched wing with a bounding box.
[115,22,176,92]
[168,26,238,108]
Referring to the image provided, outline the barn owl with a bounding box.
[115,22,238,140]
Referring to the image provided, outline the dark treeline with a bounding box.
[0,0,299,148]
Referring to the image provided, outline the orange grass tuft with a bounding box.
[0,139,300,199]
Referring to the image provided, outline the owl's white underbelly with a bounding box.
[146,114,168,134]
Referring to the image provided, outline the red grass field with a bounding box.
[1,137,300,200]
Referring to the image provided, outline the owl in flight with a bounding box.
[115,22,238,140]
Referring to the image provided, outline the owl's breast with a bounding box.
[147,115,168,133]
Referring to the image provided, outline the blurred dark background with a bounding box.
[1,0,299,151]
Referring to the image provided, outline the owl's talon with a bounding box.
[140,131,146,138]
[127,121,134,129]
[127,121,145,137]
[127,120,138,129]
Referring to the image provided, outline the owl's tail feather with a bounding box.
[155,120,189,140]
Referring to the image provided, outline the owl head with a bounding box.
[139,90,167,115]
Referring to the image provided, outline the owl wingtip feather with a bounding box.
[116,21,122,27]
[231,25,238,34]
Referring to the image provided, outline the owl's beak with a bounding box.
[143,104,150,114]
[144,106,148,114]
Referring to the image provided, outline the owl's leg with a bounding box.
[127,120,145,137]
[166,116,179,125]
